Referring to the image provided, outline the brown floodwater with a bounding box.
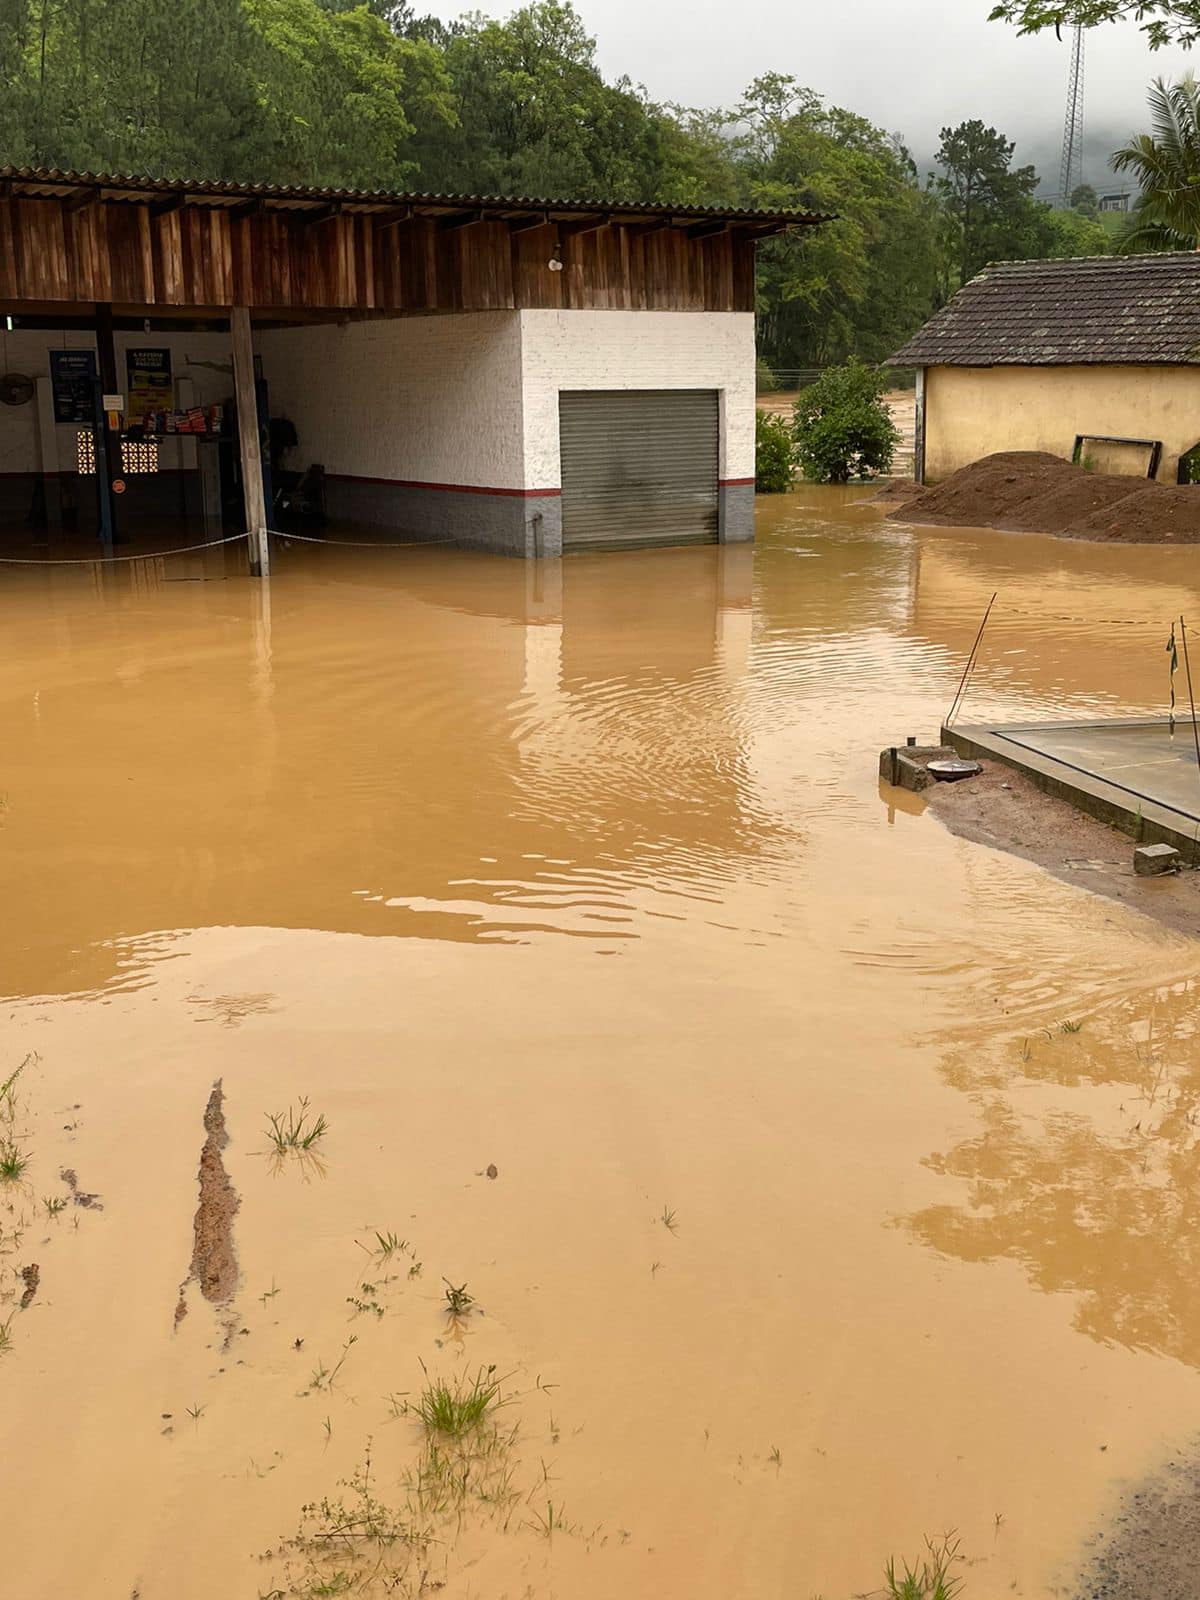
[4,491,1200,1599]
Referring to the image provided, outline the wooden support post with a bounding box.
[230,305,270,577]
[913,366,926,486]
[94,303,126,543]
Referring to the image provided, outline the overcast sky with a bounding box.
[425,0,1194,190]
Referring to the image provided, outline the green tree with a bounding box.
[934,120,1050,284]
[1043,205,1110,255]
[734,74,949,370]
[1112,72,1200,249]
[408,3,675,199]
[1070,181,1100,215]
[791,360,900,483]
[989,1,1200,49]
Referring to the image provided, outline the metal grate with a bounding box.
[75,432,159,475]
[120,438,158,475]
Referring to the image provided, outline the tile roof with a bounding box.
[888,253,1200,367]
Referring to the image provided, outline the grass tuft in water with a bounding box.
[414,1364,502,1438]
[884,1533,964,1600]
[660,1205,679,1233]
[264,1098,329,1156]
[0,1142,28,1183]
[442,1278,474,1318]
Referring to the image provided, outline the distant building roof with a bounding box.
[888,253,1200,368]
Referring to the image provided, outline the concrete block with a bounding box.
[1134,843,1181,876]
[879,744,959,793]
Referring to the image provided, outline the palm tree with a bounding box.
[1113,73,1200,251]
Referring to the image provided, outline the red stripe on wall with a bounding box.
[325,473,561,499]
[719,477,755,487]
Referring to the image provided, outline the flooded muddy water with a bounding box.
[4,491,1200,1598]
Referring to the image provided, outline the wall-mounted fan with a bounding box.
[0,373,34,407]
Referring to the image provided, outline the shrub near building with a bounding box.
[755,409,796,492]
[792,360,900,483]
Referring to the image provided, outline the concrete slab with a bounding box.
[944,716,1200,859]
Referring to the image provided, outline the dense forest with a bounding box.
[0,0,1115,370]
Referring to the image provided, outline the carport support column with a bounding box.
[913,366,926,486]
[230,306,270,577]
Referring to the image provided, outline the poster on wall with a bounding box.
[126,348,173,424]
[49,349,97,423]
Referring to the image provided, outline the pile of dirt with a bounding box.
[883,451,1200,543]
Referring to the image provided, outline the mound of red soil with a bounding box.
[884,451,1200,543]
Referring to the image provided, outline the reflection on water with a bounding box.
[6,498,1197,1003]
[909,975,1200,1368]
[8,492,1200,1599]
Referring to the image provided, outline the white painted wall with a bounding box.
[256,308,755,492]
[0,328,233,476]
[257,313,526,489]
[517,309,757,485]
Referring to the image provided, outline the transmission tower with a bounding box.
[1058,23,1086,206]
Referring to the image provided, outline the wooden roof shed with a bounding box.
[0,168,827,565]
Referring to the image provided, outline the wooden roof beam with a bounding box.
[373,206,412,231]
[63,186,96,214]
[297,203,343,227]
[149,193,187,219]
[506,214,552,234]
[436,210,485,231]
[557,216,611,239]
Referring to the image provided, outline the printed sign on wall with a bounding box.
[49,350,98,423]
[126,348,173,424]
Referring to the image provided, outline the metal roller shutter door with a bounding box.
[558,390,719,552]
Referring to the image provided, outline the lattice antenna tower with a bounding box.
[1058,22,1086,206]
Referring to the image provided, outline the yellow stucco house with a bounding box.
[889,253,1200,485]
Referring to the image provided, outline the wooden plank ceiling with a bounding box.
[0,168,827,319]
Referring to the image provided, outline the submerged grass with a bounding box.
[0,1143,28,1183]
[442,1278,474,1318]
[414,1364,502,1438]
[884,1533,964,1600]
[265,1098,329,1157]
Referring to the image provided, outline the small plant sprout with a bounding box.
[884,1532,964,1600]
[660,1205,679,1233]
[0,1143,28,1183]
[186,1402,206,1422]
[322,1415,332,1445]
[0,1055,32,1121]
[650,1260,663,1276]
[0,1312,14,1355]
[525,1500,573,1539]
[768,1445,782,1469]
[1061,1019,1082,1034]
[415,1364,503,1438]
[259,1278,280,1306]
[309,1335,358,1393]
[264,1098,329,1157]
[372,1231,404,1258]
[442,1279,474,1318]
[42,1194,67,1218]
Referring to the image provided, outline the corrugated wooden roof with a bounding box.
[0,166,829,232]
[889,253,1200,367]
